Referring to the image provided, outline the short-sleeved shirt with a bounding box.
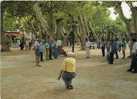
[39,43,44,53]
[45,42,49,48]
[111,41,117,52]
[34,41,39,49]
[56,40,62,47]
[85,41,91,48]
[132,42,137,54]
[62,57,76,73]
[34,41,40,56]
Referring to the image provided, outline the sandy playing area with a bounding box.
[1,47,137,99]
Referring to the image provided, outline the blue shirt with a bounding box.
[39,43,44,53]
[111,41,117,52]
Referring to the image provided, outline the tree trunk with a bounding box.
[56,19,64,39]
[1,7,10,51]
[33,3,48,38]
[132,7,137,34]
[77,15,87,50]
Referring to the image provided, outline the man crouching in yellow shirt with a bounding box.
[58,52,76,89]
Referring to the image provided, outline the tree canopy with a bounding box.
[1,1,137,50]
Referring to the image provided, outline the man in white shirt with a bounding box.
[56,39,62,47]
[132,41,137,54]
[56,39,62,56]
[33,39,41,66]
[127,39,137,73]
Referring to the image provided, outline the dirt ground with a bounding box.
[1,47,137,99]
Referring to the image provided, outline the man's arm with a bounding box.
[135,43,137,54]
[58,60,66,80]
[58,70,64,80]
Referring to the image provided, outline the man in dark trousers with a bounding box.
[20,37,25,50]
[127,38,137,73]
[109,39,117,64]
[48,37,53,60]
[69,31,75,52]
[58,52,76,89]
[101,38,106,57]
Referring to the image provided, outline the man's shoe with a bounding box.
[127,69,132,72]
[68,85,74,89]
[132,70,137,73]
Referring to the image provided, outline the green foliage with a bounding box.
[2,1,128,38]
[3,11,16,31]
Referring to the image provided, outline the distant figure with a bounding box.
[106,40,111,54]
[128,40,133,57]
[20,42,24,50]
[85,38,91,58]
[48,37,53,60]
[25,39,29,50]
[52,39,58,59]
[29,39,32,50]
[106,40,113,64]
[34,40,41,66]
[121,38,127,59]
[97,39,101,49]
[63,33,68,46]
[108,39,116,64]
[56,39,62,55]
[101,38,106,57]
[69,31,75,52]
[117,39,122,52]
[39,41,45,61]
[115,38,119,59]
[45,40,49,60]
[58,52,76,89]
[20,37,25,50]
[127,39,137,73]
[110,38,119,59]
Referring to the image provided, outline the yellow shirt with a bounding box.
[62,57,76,72]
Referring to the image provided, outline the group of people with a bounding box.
[85,37,127,60]
[33,37,67,66]
[11,36,33,50]
[100,38,127,64]
[19,35,136,90]
[85,37,137,73]
[19,38,33,50]
[101,37,137,73]
[57,37,137,90]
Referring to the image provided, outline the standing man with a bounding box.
[45,40,49,60]
[39,40,45,61]
[34,39,41,66]
[52,39,58,59]
[20,36,25,50]
[48,37,53,60]
[101,38,106,57]
[69,31,75,52]
[109,39,117,64]
[56,39,62,55]
[127,38,137,73]
[121,38,127,59]
[115,38,119,59]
